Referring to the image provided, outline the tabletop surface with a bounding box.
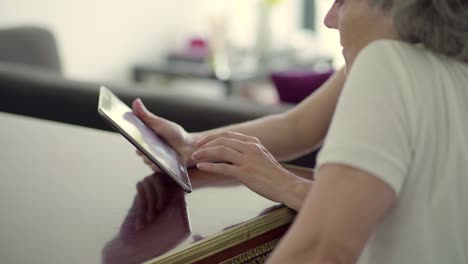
[0,112,300,264]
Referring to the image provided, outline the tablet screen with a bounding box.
[98,86,192,192]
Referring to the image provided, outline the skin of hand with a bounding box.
[132,98,199,169]
[192,131,312,210]
[131,68,345,172]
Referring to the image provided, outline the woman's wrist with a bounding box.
[181,133,202,167]
[282,174,313,211]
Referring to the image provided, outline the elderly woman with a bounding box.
[133,0,468,262]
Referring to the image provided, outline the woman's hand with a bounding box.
[132,98,198,170]
[192,131,304,207]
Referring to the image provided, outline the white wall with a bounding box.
[0,0,341,83]
[0,0,213,82]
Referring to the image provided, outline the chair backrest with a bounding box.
[271,68,334,104]
[0,26,62,74]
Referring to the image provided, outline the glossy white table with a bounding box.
[0,113,307,263]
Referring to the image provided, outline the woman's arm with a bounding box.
[266,164,396,263]
[194,67,346,161]
[133,67,345,168]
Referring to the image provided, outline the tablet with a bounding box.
[98,86,192,193]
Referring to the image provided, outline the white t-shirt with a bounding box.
[316,40,468,263]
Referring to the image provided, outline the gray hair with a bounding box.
[371,0,468,62]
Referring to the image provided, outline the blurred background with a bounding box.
[0,4,340,262]
[0,0,343,103]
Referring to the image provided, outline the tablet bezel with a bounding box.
[97,86,192,193]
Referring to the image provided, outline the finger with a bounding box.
[196,162,238,177]
[150,163,159,172]
[192,146,244,165]
[136,149,144,157]
[196,131,259,147]
[195,137,254,155]
[142,156,153,166]
[146,159,160,172]
[132,98,166,130]
[196,131,260,147]
[141,155,161,172]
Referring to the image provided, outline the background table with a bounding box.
[133,54,333,96]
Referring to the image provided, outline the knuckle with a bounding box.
[217,137,228,145]
[225,131,236,136]
[249,136,260,143]
[221,131,232,137]
[248,143,263,153]
[220,164,233,176]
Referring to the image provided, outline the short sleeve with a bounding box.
[316,40,414,195]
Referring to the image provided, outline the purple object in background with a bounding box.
[271,68,335,104]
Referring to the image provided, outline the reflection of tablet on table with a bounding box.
[98,86,192,193]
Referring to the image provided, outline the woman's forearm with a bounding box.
[192,113,298,160]
[192,68,346,161]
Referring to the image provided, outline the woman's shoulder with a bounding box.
[359,39,424,62]
[364,39,413,51]
[360,39,465,68]
[345,40,424,99]
[349,40,415,77]
[352,39,454,79]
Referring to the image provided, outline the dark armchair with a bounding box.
[0,26,62,73]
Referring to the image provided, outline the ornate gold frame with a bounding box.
[144,206,295,264]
